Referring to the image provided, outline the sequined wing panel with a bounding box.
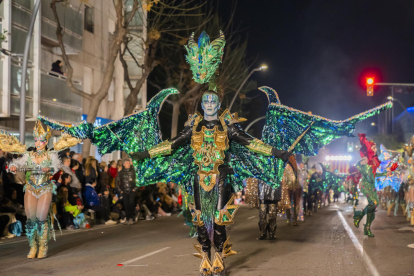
[259,86,392,156]
[229,141,284,190]
[38,116,94,140]
[39,88,179,155]
[133,143,197,191]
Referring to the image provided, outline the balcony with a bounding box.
[41,2,83,53]
[39,70,83,123]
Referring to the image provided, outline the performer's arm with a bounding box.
[227,124,291,161]
[131,126,192,160]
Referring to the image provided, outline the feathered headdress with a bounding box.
[33,120,51,141]
[185,30,225,92]
[358,133,380,171]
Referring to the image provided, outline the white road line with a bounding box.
[121,247,170,265]
[337,211,380,276]
[247,216,256,220]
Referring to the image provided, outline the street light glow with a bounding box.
[371,122,376,126]
[325,155,352,161]
[260,65,268,70]
[367,78,374,85]
[387,96,393,100]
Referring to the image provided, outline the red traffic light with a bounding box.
[366,77,374,96]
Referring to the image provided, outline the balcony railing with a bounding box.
[39,70,83,123]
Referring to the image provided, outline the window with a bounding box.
[84,6,94,33]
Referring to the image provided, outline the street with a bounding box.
[0,195,413,276]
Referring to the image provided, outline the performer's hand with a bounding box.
[129,151,150,160]
[281,150,293,162]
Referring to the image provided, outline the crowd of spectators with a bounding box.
[0,148,183,239]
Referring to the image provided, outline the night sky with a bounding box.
[218,1,414,121]
[155,1,414,156]
[214,0,414,155]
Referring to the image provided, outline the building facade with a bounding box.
[0,0,147,161]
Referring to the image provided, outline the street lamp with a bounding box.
[228,64,268,111]
[371,122,376,126]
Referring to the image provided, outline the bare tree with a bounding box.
[51,0,141,156]
[120,0,209,116]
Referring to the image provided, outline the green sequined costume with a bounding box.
[353,161,386,237]
[38,30,392,275]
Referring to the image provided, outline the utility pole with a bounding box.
[19,0,41,144]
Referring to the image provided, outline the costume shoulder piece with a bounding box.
[53,133,81,151]
[0,130,27,154]
[219,109,247,127]
[184,112,203,127]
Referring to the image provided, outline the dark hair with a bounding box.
[70,159,80,169]
[7,188,17,201]
[69,151,76,158]
[61,173,71,183]
[89,177,97,184]
[0,198,10,206]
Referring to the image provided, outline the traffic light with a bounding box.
[366,77,374,96]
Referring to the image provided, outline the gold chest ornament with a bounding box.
[191,123,229,192]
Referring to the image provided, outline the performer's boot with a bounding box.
[267,204,277,240]
[37,219,49,259]
[195,225,212,276]
[286,208,292,226]
[258,204,268,240]
[387,201,394,216]
[402,204,406,217]
[353,210,364,229]
[293,205,299,226]
[363,212,375,237]
[26,219,38,259]
[411,207,414,226]
[212,225,233,276]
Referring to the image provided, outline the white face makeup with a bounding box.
[201,92,221,118]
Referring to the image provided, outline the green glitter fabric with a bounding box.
[356,161,386,205]
[185,31,225,85]
[259,86,392,156]
[39,88,179,155]
[320,164,345,192]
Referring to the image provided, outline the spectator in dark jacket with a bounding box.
[84,156,97,186]
[72,154,85,190]
[115,159,136,225]
[97,162,109,194]
[84,178,116,225]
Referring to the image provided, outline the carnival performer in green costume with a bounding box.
[353,134,393,237]
[39,30,391,275]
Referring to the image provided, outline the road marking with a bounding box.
[337,211,380,276]
[398,227,414,232]
[121,247,170,266]
[247,216,256,220]
[408,244,414,249]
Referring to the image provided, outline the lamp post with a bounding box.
[19,0,41,144]
[228,64,267,111]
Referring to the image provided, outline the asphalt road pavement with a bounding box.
[0,195,413,276]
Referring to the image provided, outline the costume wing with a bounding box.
[39,88,179,155]
[260,86,392,156]
[134,142,198,192]
[0,130,27,154]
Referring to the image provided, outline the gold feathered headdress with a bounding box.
[33,120,51,141]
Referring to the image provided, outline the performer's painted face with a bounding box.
[371,143,377,154]
[34,138,47,151]
[201,92,220,117]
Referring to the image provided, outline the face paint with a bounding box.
[201,92,220,117]
[34,138,47,150]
